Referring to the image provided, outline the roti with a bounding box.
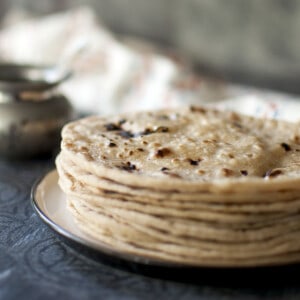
[60,106,300,192]
[56,105,300,266]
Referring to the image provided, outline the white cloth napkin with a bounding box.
[0,7,299,121]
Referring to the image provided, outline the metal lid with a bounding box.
[0,63,72,94]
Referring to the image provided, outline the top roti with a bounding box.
[60,106,300,192]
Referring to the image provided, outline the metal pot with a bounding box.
[0,64,74,159]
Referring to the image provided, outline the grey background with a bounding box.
[0,0,299,93]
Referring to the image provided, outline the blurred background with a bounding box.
[0,0,299,94]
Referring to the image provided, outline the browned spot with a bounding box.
[142,141,148,145]
[155,148,172,158]
[153,143,161,147]
[190,106,206,113]
[294,135,300,144]
[228,154,235,159]
[222,168,234,177]
[64,142,73,148]
[129,150,134,156]
[83,153,93,161]
[197,169,206,175]
[155,126,169,133]
[108,142,117,147]
[168,173,181,178]
[229,112,241,121]
[142,128,152,135]
[137,148,144,152]
[203,139,217,144]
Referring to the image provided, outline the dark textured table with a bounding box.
[1,158,300,300]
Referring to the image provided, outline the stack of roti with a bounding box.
[56,106,300,267]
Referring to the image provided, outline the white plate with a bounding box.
[32,170,86,239]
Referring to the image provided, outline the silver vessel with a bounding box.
[0,64,74,159]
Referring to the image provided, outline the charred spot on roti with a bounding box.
[160,167,169,172]
[104,123,121,131]
[155,148,172,158]
[264,169,283,178]
[188,159,201,166]
[117,161,137,172]
[281,142,291,152]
